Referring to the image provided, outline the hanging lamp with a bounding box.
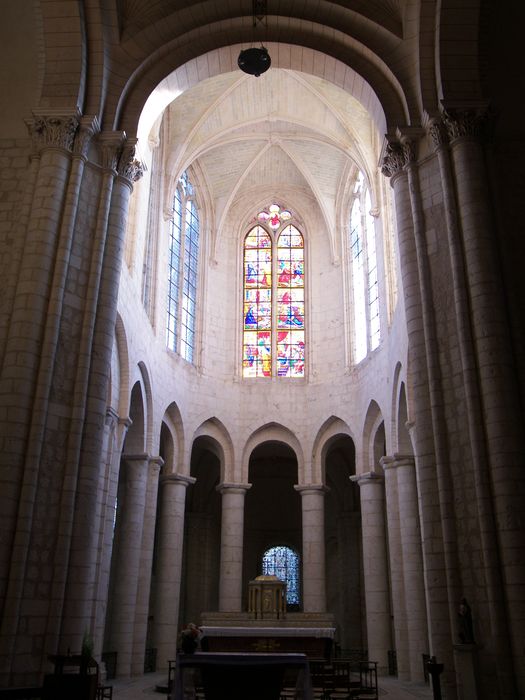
[238,0,271,77]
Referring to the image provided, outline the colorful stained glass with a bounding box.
[243,213,305,378]
[257,204,292,230]
[262,546,300,606]
[276,226,305,377]
[243,227,273,378]
[243,330,272,378]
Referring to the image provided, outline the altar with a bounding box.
[199,612,336,660]
[170,652,312,700]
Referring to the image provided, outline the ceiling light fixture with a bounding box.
[238,0,271,77]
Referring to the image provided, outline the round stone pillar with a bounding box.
[108,453,149,677]
[153,473,195,669]
[394,455,428,681]
[381,456,409,680]
[131,457,163,675]
[352,472,390,674]
[217,483,251,612]
[294,485,327,613]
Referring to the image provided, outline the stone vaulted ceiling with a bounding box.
[153,67,378,233]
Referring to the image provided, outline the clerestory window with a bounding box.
[167,171,199,363]
[349,172,381,363]
[242,205,305,378]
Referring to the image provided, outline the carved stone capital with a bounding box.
[441,102,491,143]
[26,113,80,154]
[380,140,406,178]
[426,117,448,151]
[117,138,145,184]
[73,115,100,158]
[97,131,126,172]
[400,137,416,165]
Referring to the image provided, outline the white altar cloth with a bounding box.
[201,626,335,638]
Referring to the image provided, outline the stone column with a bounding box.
[153,473,195,669]
[382,136,459,689]
[442,106,523,699]
[0,114,81,681]
[352,472,390,674]
[93,411,131,659]
[108,453,149,677]
[381,456,409,679]
[217,484,251,612]
[395,455,428,681]
[294,485,327,613]
[58,134,143,656]
[132,456,163,675]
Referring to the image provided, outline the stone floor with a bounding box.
[110,671,434,699]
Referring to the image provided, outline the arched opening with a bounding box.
[244,441,301,611]
[324,435,364,652]
[180,437,222,626]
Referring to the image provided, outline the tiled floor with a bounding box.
[110,671,434,699]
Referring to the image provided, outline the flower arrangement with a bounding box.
[179,622,202,654]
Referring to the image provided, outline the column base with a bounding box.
[453,643,480,700]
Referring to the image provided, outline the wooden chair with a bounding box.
[310,660,331,700]
[326,660,359,700]
[354,661,378,700]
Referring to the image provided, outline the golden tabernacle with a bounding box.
[248,575,286,619]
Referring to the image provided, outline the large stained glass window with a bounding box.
[167,171,200,362]
[243,205,305,378]
[262,546,300,606]
[349,172,381,363]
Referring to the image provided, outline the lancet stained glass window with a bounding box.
[243,205,305,378]
[349,172,381,363]
[167,171,200,362]
[262,546,300,606]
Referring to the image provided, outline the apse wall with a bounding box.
[116,177,410,477]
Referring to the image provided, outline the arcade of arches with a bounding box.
[0,3,524,700]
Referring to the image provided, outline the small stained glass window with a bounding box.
[242,206,305,378]
[262,546,300,606]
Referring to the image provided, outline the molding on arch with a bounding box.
[160,401,186,475]
[114,312,131,419]
[312,415,355,484]
[360,398,385,473]
[191,416,235,482]
[241,421,304,482]
[138,360,155,453]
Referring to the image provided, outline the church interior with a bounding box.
[0,2,524,699]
